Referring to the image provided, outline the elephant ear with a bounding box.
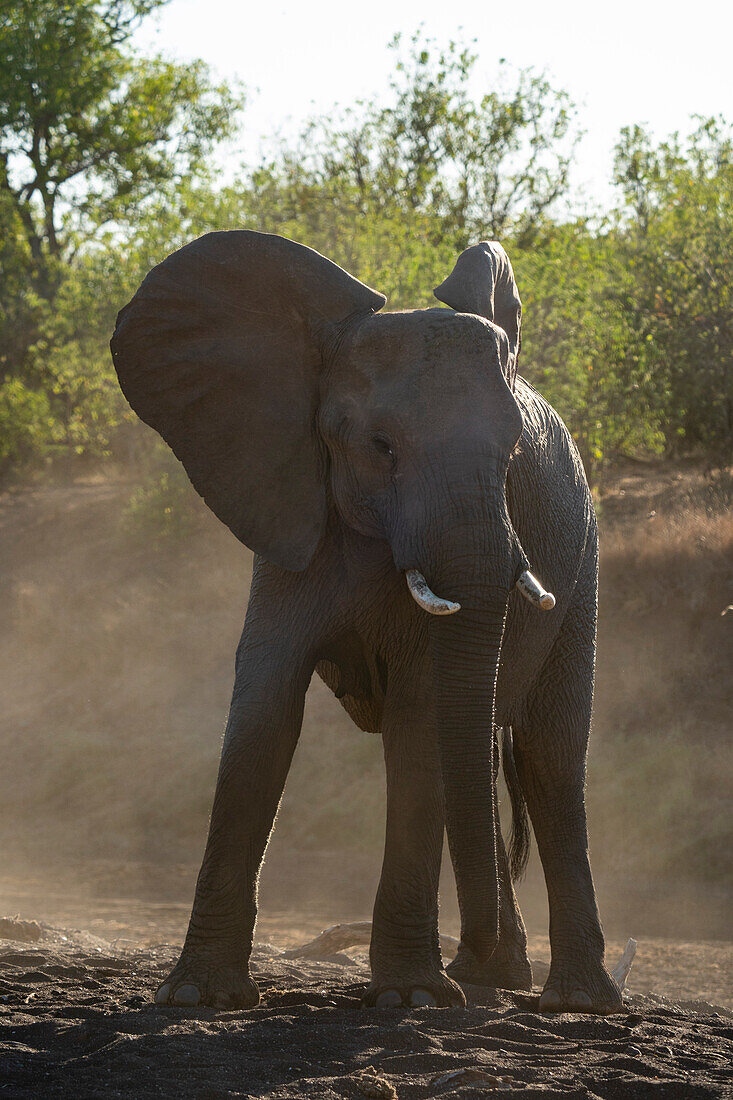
[111,230,385,570]
[434,241,522,389]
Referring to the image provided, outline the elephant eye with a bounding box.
[371,433,394,459]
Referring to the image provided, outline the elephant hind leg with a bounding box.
[512,591,623,1014]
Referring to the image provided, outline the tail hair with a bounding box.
[501,726,531,881]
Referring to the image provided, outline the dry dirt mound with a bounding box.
[1,933,731,1098]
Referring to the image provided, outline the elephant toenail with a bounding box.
[154,983,171,1004]
[375,989,402,1008]
[172,983,201,1006]
[539,988,562,1011]
[570,991,592,1009]
[409,988,437,1007]
[212,992,232,1009]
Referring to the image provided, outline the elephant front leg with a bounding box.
[447,728,532,991]
[364,683,464,1009]
[446,821,532,991]
[155,645,310,1009]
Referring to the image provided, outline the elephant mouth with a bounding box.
[404,567,555,616]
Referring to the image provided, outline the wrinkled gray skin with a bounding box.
[111,232,622,1014]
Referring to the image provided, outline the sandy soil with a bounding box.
[1,876,732,1098]
[2,929,731,1099]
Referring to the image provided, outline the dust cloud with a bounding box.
[0,461,731,966]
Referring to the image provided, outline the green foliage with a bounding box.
[0,16,729,492]
[378,32,579,242]
[0,0,241,268]
[518,223,666,480]
[614,118,733,459]
[123,449,198,543]
[0,377,52,466]
[0,0,242,470]
[235,31,580,252]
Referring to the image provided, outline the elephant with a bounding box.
[110,230,623,1014]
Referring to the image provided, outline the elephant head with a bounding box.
[111,231,551,962]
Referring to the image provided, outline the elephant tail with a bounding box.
[501,726,531,881]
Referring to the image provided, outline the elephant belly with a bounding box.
[315,630,386,733]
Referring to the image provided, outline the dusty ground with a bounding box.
[1,465,731,1095]
[1,928,731,1099]
[0,871,732,1098]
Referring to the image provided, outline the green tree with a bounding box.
[0,0,242,467]
[614,118,733,458]
[374,32,579,242]
[242,31,580,254]
[518,222,664,485]
[0,0,240,286]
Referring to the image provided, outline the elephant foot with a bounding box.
[154,941,259,1009]
[363,969,465,1009]
[446,940,533,991]
[539,958,623,1015]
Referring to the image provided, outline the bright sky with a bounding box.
[135,0,733,206]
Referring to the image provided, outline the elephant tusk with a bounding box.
[516,570,556,611]
[405,569,461,615]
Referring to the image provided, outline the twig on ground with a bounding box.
[611,938,638,990]
[282,921,460,960]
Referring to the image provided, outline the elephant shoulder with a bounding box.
[508,377,596,571]
[514,375,570,447]
[513,376,590,494]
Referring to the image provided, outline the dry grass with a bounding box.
[591,465,732,889]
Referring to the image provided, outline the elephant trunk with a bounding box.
[431,599,507,961]
[412,482,522,963]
